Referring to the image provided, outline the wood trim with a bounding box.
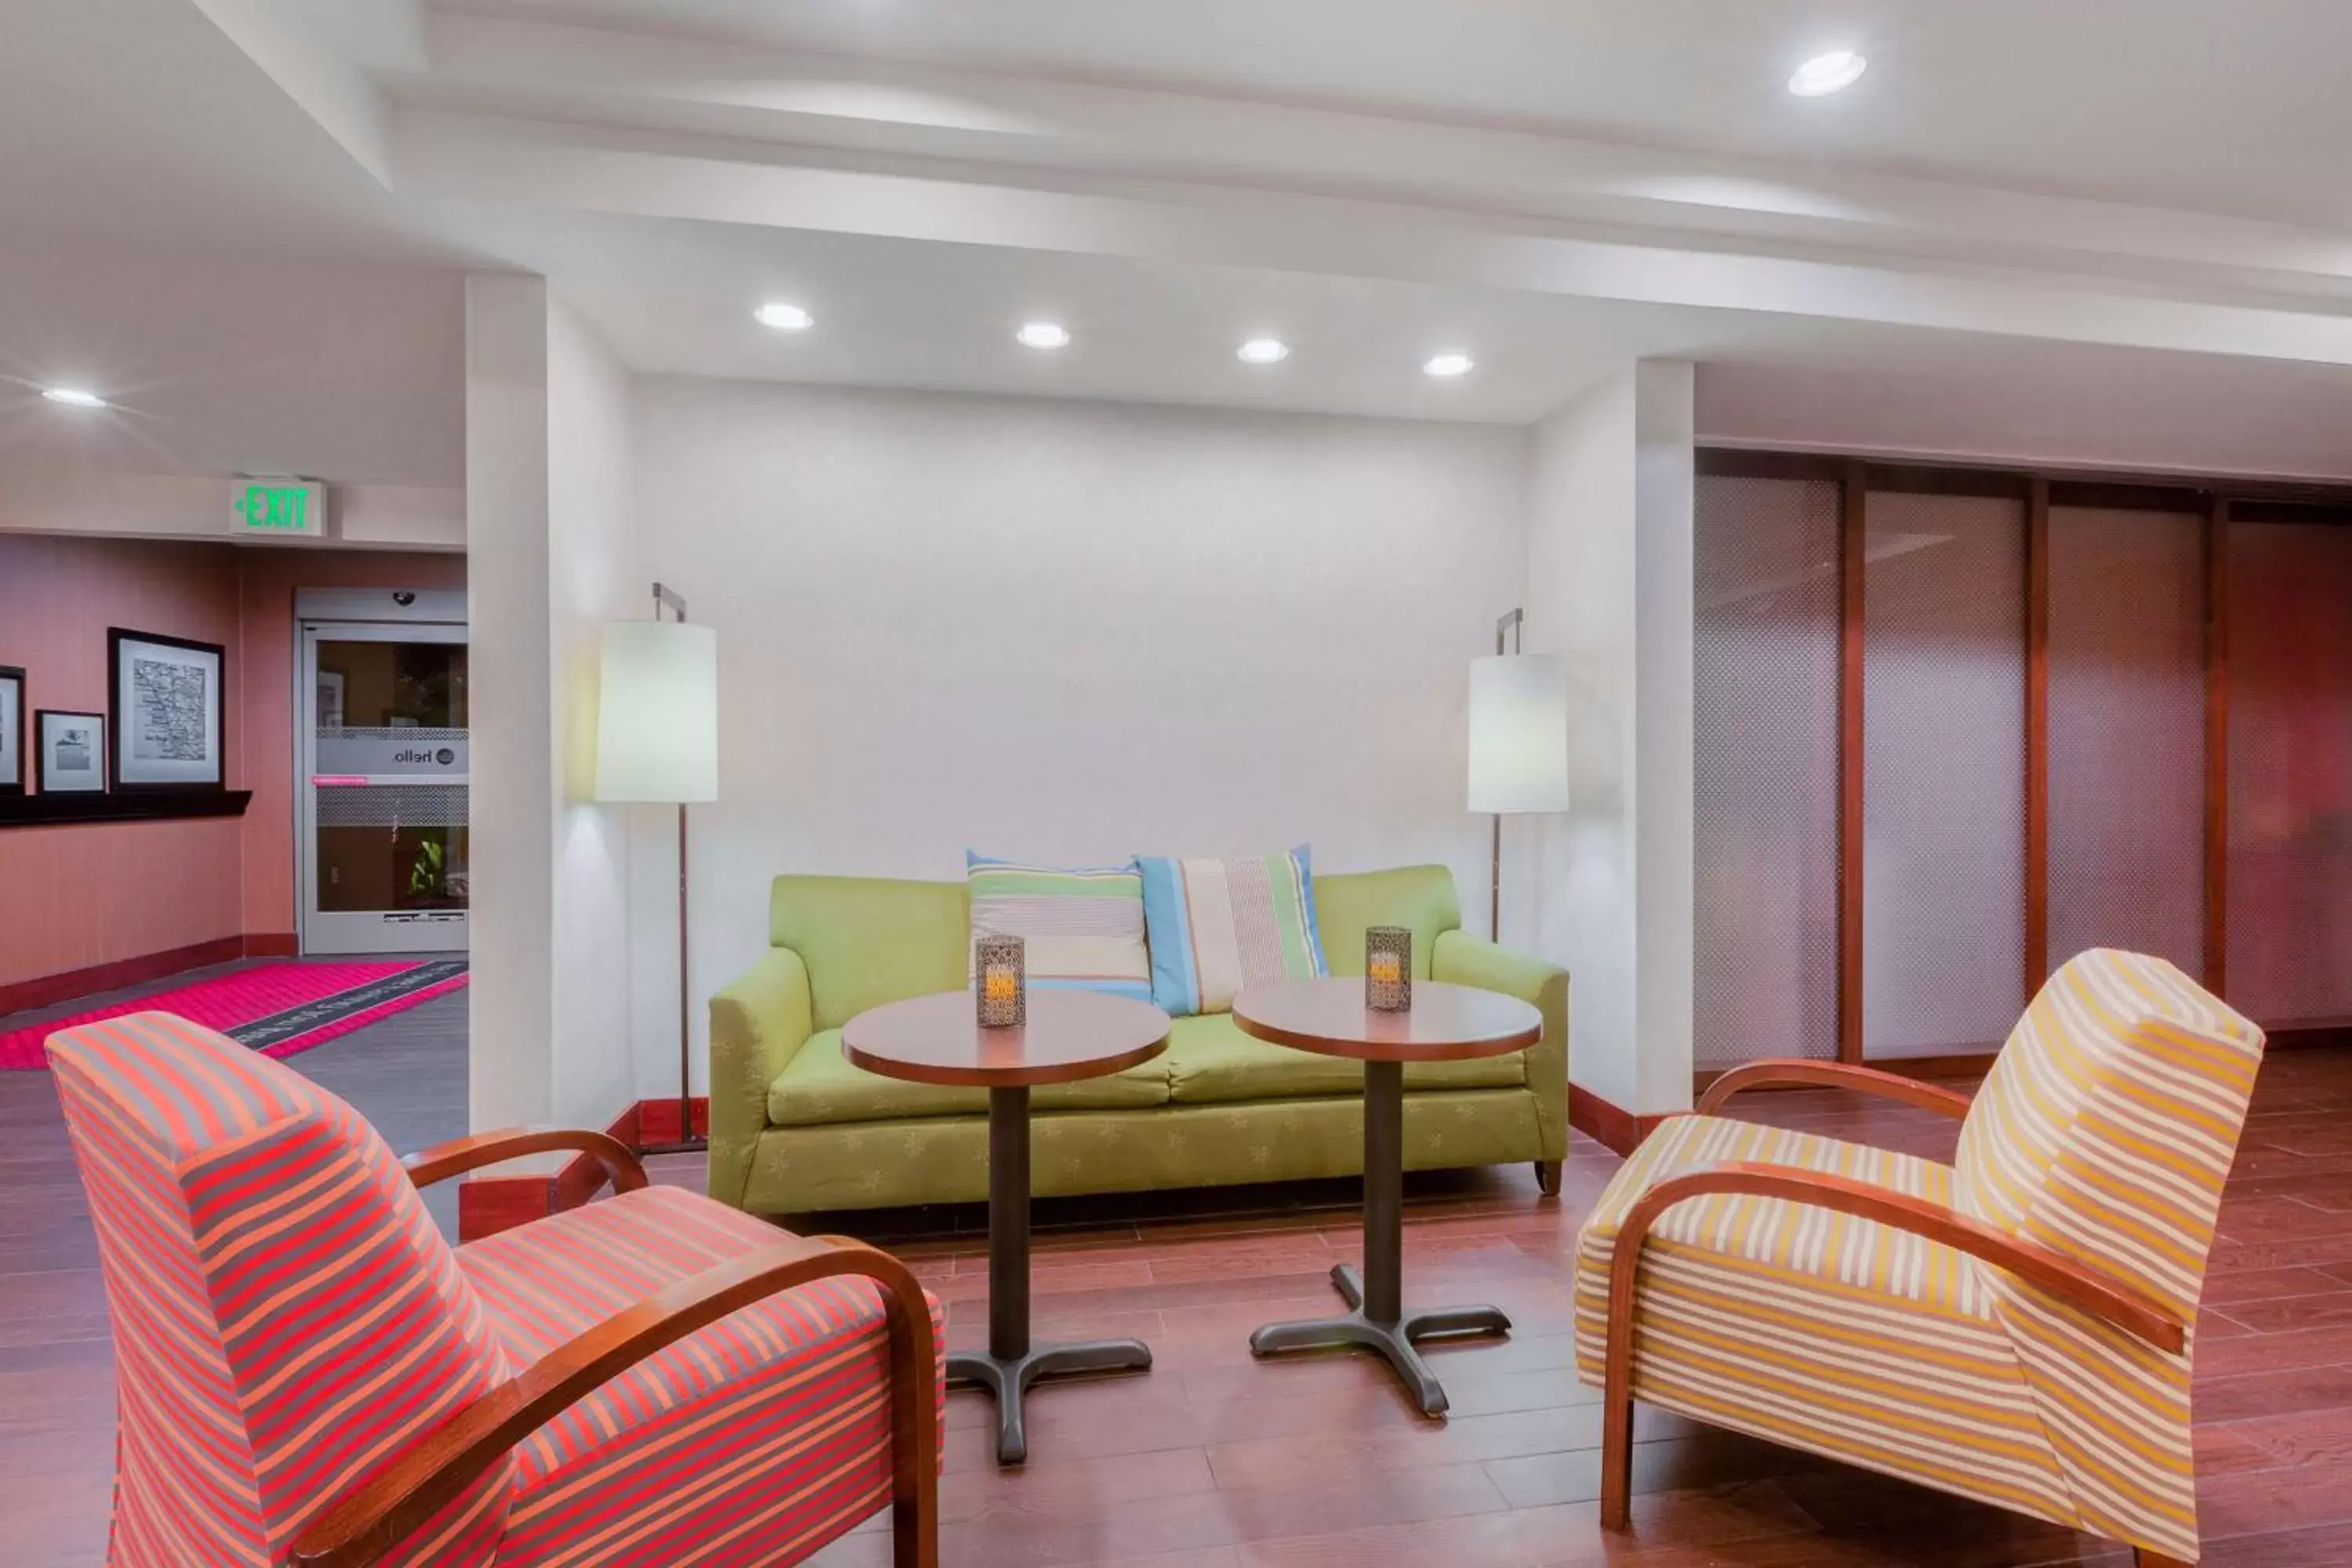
[2024,477,2051,1001]
[1862,463,2034,499]
[0,789,252,828]
[2270,1024,2352,1051]
[1693,448,1846,482]
[1838,459,1867,1063]
[1866,1050,1998,1081]
[2226,499,2352,526]
[1597,1158,2187,1530]
[1696,1059,1973,1120]
[404,1127,648,1195]
[1568,1082,1669,1156]
[2204,496,2230,998]
[2046,480,2212,514]
[0,932,295,1017]
[289,1236,941,1568]
[449,1104,649,1243]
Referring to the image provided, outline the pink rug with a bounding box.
[1,959,469,1070]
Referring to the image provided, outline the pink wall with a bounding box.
[0,535,464,993]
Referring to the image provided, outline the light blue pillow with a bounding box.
[1136,844,1326,1016]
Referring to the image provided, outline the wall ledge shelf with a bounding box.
[0,790,252,829]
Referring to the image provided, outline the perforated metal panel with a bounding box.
[1861,489,2027,1057]
[2227,521,2352,1029]
[1693,474,1842,1065]
[2047,507,2206,980]
[315,784,470,829]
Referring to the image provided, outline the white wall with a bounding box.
[1524,361,1695,1117]
[464,274,637,1134]
[626,378,1529,1095]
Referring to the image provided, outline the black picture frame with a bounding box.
[107,627,227,793]
[0,666,23,797]
[35,710,107,794]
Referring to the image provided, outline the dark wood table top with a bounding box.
[1232,978,1541,1063]
[843,989,1172,1087]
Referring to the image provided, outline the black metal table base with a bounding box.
[960,1085,1154,1465]
[1248,1062,1511,1416]
[949,1338,1154,1465]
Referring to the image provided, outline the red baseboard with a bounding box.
[0,932,303,1017]
[1568,1082,1669,1157]
[637,1095,709,1145]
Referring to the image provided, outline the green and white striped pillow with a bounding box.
[964,853,1153,1003]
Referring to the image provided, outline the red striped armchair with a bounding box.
[47,1011,941,1568]
[1575,949,2263,1566]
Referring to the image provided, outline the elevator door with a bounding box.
[299,622,470,954]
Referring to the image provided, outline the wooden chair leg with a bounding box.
[1599,1363,1635,1529]
[1534,1160,1563,1197]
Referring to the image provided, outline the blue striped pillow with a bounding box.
[1137,845,1327,1016]
[965,854,1154,1002]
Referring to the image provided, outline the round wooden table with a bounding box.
[844,988,1171,1465]
[1232,978,1542,1417]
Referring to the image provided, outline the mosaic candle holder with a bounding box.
[977,935,1026,1028]
[1365,926,1412,1012]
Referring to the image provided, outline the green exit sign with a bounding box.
[233,479,326,538]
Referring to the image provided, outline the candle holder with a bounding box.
[977,935,1026,1028]
[1365,926,1412,1012]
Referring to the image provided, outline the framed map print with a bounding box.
[109,628,226,791]
[0,666,23,795]
[36,710,105,793]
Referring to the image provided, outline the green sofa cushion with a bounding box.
[1163,1012,1523,1104]
[768,1029,1172,1127]
[1312,865,1461,980]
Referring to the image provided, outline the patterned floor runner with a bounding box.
[0,960,468,1070]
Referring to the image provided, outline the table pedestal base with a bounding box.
[949,1338,1154,1465]
[1249,1263,1508,1417]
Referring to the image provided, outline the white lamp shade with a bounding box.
[594,619,719,803]
[1468,652,1570,814]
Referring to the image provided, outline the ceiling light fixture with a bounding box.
[754,302,813,332]
[1422,353,1474,379]
[1016,321,1071,350]
[1236,338,1290,365]
[40,387,108,408]
[1788,49,1867,96]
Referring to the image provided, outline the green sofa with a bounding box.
[707,864,1569,1216]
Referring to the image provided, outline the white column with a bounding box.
[1523,359,1696,1118]
[464,274,637,1134]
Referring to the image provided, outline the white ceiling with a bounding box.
[7,0,2352,486]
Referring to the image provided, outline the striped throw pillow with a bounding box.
[965,854,1154,1003]
[1137,845,1327,1017]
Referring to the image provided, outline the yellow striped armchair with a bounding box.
[1574,949,2264,1566]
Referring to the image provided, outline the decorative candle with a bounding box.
[1366,926,1412,1012]
[976,935,1025,1028]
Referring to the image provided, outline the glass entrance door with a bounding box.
[299,622,470,954]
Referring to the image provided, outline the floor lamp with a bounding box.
[1468,608,1570,941]
[595,583,719,1155]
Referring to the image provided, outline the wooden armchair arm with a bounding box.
[1697,1059,1975,1120]
[291,1235,938,1568]
[401,1127,648,1195]
[1610,1161,2184,1354]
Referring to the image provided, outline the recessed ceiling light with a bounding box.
[1236,338,1290,365]
[1422,353,1474,379]
[1016,321,1071,350]
[1788,49,1867,96]
[40,387,107,408]
[754,302,813,332]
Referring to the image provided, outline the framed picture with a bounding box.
[0,666,22,796]
[109,628,226,792]
[36,710,106,794]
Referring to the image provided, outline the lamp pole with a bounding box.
[1490,608,1523,941]
[642,582,705,1156]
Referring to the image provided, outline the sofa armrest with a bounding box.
[707,947,815,1210]
[1434,930,1570,1161]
